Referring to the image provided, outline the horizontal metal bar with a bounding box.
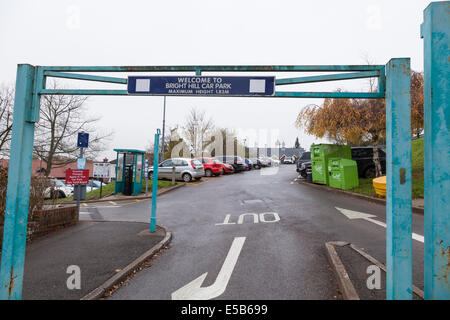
[40,89,384,99]
[276,71,380,86]
[40,89,128,95]
[44,71,127,84]
[275,91,384,99]
[42,65,385,73]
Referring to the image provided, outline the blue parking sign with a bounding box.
[77,132,89,148]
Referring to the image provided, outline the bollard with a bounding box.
[172,166,176,185]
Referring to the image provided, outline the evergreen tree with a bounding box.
[294,137,300,149]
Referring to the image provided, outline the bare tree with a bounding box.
[0,85,14,157]
[33,82,112,177]
[182,108,214,157]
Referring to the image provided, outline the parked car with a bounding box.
[296,152,311,173]
[258,157,270,167]
[214,156,246,172]
[222,162,235,174]
[44,179,74,199]
[283,157,295,164]
[87,179,102,189]
[298,161,312,178]
[260,157,272,167]
[148,158,204,182]
[297,148,386,179]
[244,158,253,170]
[249,158,262,169]
[196,157,224,177]
[351,147,386,178]
[271,156,280,166]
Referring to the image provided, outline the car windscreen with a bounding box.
[160,160,174,167]
[55,180,65,187]
[213,160,222,164]
[191,159,202,166]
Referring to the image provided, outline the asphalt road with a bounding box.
[81,165,425,300]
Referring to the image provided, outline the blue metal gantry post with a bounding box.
[385,58,413,300]
[421,1,450,300]
[0,65,38,300]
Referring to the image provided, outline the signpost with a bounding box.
[74,132,89,213]
[150,129,160,232]
[127,76,275,96]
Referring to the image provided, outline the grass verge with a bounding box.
[348,138,424,199]
[47,179,179,203]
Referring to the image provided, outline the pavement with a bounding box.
[21,221,167,300]
[326,241,423,300]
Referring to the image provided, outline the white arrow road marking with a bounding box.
[335,207,424,243]
[171,237,246,300]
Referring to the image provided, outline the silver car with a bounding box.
[148,158,204,182]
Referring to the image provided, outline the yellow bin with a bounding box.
[373,175,386,197]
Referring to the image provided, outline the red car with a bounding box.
[196,157,224,177]
[222,162,234,174]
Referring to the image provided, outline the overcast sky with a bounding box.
[0,0,434,161]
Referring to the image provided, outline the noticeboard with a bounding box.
[93,162,111,178]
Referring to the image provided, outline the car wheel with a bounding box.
[148,171,153,180]
[182,173,192,182]
[205,169,213,177]
[364,167,376,179]
[59,190,66,198]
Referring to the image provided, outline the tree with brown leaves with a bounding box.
[296,71,424,178]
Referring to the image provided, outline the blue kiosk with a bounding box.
[114,149,145,196]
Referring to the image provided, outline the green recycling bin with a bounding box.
[311,144,351,185]
[311,144,351,161]
[328,158,359,190]
[312,158,327,184]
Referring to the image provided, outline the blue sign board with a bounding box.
[77,158,86,169]
[127,76,275,96]
[77,132,89,148]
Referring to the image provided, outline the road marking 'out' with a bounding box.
[216,212,280,226]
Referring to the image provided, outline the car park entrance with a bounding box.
[0,2,448,300]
